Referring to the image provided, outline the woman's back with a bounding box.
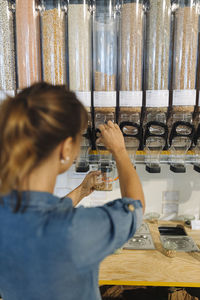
[0,191,142,300]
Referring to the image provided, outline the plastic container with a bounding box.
[93,0,118,92]
[68,0,91,92]
[0,0,16,96]
[41,0,67,84]
[145,0,171,119]
[120,0,144,92]
[172,0,199,113]
[16,0,41,89]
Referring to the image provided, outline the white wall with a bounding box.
[54,164,200,220]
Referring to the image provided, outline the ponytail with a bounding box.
[0,82,88,208]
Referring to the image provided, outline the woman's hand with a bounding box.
[98,121,126,155]
[80,171,100,198]
[65,171,100,206]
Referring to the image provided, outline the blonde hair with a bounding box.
[0,82,88,208]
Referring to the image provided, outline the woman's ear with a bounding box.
[61,137,74,161]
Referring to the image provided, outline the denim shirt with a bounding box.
[0,191,143,300]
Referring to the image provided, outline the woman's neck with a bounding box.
[21,154,59,194]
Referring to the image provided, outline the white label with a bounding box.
[173,90,196,106]
[191,220,200,230]
[0,90,15,102]
[146,90,169,107]
[75,91,91,107]
[119,91,142,107]
[94,91,116,107]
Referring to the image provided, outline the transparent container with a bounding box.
[120,0,144,92]
[145,0,171,91]
[68,0,91,92]
[94,162,114,191]
[41,0,67,84]
[0,0,16,94]
[16,0,41,89]
[172,0,199,113]
[145,0,171,118]
[93,0,118,91]
[173,0,199,91]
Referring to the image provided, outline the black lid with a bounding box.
[146,164,161,173]
[170,164,186,173]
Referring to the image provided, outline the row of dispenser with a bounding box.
[1,0,200,177]
[0,1,200,104]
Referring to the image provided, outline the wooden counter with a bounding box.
[99,221,200,287]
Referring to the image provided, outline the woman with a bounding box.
[0,82,145,300]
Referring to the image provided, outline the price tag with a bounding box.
[94,91,116,107]
[146,90,169,107]
[173,90,196,106]
[119,91,142,107]
[75,91,91,107]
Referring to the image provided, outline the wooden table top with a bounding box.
[99,221,200,287]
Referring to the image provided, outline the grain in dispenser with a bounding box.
[0,0,16,100]
[68,0,91,103]
[16,0,42,89]
[145,0,171,120]
[93,0,118,131]
[41,0,67,85]
[169,0,199,173]
[171,0,199,116]
[119,0,145,163]
[144,0,172,173]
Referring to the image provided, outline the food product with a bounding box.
[68,4,91,91]
[173,6,199,90]
[42,8,66,84]
[0,0,16,90]
[121,2,143,91]
[94,72,116,91]
[16,0,41,89]
[146,0,171,90]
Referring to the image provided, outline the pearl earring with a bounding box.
[60,156,70,164]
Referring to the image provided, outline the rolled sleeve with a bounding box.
[66,198,143,270]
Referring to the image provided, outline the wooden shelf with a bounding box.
[99,221,200,287]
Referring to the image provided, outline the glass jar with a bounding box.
[93,0,118,92]
[16,0,42,89]
[94,162,114,191]
[172,0,199,114]
[41,0,67,85]
[0,0,16,97]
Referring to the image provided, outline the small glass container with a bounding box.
[94,162,114,191]
[145,212,160,224]
[163,240,177,258]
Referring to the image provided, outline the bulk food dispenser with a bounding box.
[169,0,199,173]
[16,0,41,89]
[143,0,171,173]
[0,0,16,100]
[92,0,118,177]
[118,0,144,165]
[40,0,67,85]
[68,0,92,172]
